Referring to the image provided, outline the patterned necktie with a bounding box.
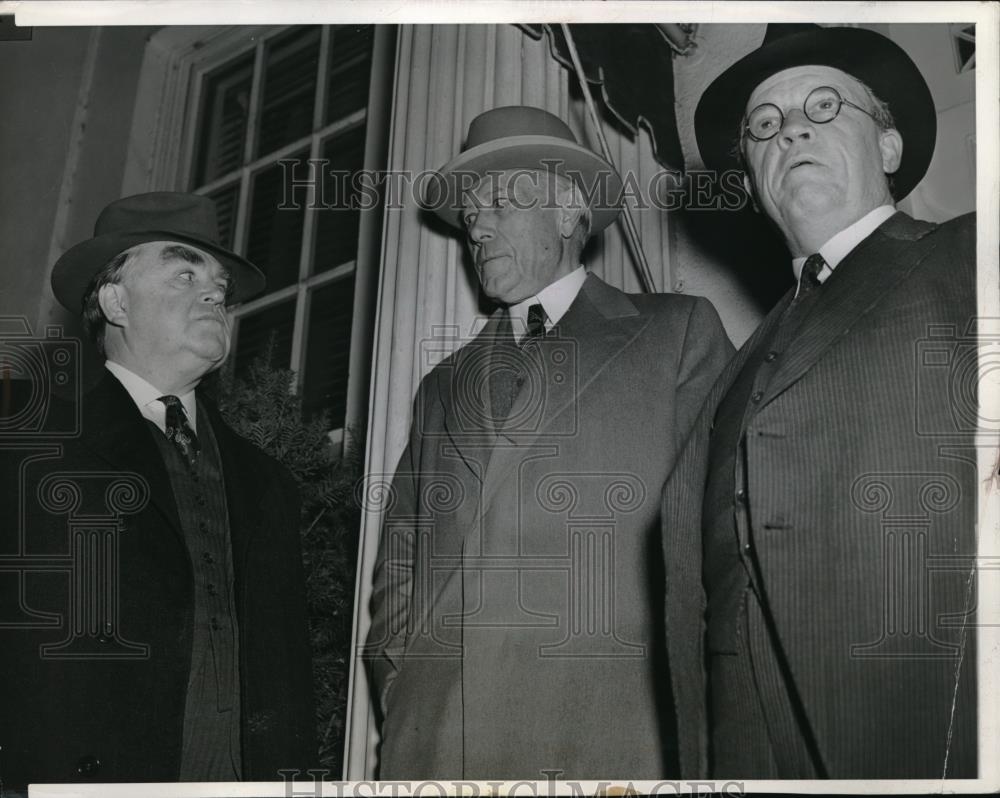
[797,253,826,301]
[158,395,200,465]
[521,303,548,348]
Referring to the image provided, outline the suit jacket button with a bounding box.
[77,755,101,776]
[735,488,747,504]
[751,390,764,403]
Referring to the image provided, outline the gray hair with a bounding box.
[553,173,592,252]
[80,246,138,358]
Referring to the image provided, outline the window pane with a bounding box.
[233,299,296,376]
[192,52,253,186]
[302,275,355,426]
[312,125,367,273]
[207,183,240,251]
[246,151,309,291]
[325,25,374,124]
[255,27,321,159]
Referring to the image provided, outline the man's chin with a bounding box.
[190,341,232,375]
[782,185,844,218]
[481,278,519,305]
[205,355,229,375]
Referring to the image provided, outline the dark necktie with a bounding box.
[158,395,200,465]
[768,252,827,358]
[796,253,825,301]
[522,303,547,347]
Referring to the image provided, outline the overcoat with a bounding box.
[662,211,978,779]
[1,372,316,787]
[367,273,733,780]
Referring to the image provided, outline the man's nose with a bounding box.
[777,109,815,147]
[202,282,226,304]
[467,212,495,244]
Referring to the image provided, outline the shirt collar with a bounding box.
[104,360,197,434]
[508,266,587,344]
[791,204,896,284]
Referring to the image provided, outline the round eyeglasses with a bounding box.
[743,86,878,142]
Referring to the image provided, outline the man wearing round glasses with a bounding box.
[662,24,977,780]
[745,85,882,139]
[738,67,904,257]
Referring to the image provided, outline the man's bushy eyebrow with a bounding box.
[159,243,232,296]
[160,244,206,264]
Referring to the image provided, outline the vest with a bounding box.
[149,406,243,780]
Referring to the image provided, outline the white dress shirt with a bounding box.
[105,360,198,435]
[508,265,587,345]
[791,204,896,295]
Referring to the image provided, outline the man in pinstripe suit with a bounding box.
[663,24,977,779]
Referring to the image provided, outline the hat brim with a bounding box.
[429,135,624,233]
[51,230,266,312]
[694,27,936,200]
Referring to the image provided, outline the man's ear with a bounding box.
[879,128,903,175]
[98,283,129,328]
[742,172,761,214]
[559,205,583,238]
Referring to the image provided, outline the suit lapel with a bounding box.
[478,274,650,519]
[700,291,793,427]
[79,372,182,537]
[440,310,503,483]
[762,212,938,405]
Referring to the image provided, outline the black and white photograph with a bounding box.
[0,1,996,795]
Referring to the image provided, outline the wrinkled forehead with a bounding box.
[747,64,865,110]
[462,168,555,208]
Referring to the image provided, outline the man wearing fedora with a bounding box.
[365,105,733,779]
[662,25,977,778]
[1,192,315,786]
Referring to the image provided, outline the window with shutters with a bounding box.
[185,25,391,441]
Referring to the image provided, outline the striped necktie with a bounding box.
[521,303,548,348]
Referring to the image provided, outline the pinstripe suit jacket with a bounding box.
[662,211,978,779]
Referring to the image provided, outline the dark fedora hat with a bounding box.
[694,23,936,200]
[51,191,266,311]
[430,105,623,233]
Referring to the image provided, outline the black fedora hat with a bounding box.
[694,23,936,200]
[51,191,266,311]
[430,105,623,233]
